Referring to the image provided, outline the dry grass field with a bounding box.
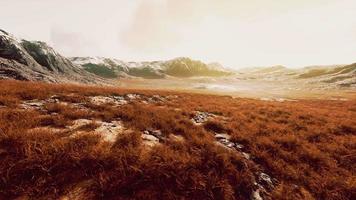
[0,80,355,200]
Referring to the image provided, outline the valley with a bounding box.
[0,80,355,200]
[116,76,356,100]
[0,28,355,200]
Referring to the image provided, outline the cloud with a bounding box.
[50,28,96,56]
[120,0,356,67]
[1,0,355,67]
[120,1,178,52]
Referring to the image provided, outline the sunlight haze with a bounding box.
[1,0,355,68]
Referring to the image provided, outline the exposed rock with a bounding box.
[144,129,163,140]
[242,152,251,160]
[48,95,60,103]
[1,29,105,84]
[0,57,56,81]
[235,143,244,149]
[141,134,159,147]
[214,133,240,150]
[112,95,126,101]
[150,95,166,102]
[125,93,141,100]
[259,172,274,189]
[89,96,127,106]
[251,189,263,200]
[215,133,231,140]
[191,111,215,124]
[95,121,124,142]
[70,119,124,142]
[212,131,275,200]
[19,100,46,110]
[19,98,91,114]
[70,119,93,129]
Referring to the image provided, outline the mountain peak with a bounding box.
[0,29,9,36]
[0,29,102,83]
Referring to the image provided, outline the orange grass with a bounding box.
[0,79,355,200]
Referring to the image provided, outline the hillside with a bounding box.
[298,64,356,87]
[0,29,101,84]
[237,64,356,88]
[70,57,233,79]
[1,29,233,83]
[0,79,355,199]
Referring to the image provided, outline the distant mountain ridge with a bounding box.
[0,29,233,82]
[70,56,233,79]
[0,28,354,89]
[237,63,356,88]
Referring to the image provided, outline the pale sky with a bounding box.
[1,0,355,68]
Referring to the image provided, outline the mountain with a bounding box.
[236,65,297,81]
[70,57,233,79]
[297,64,354,78]
[237,63,356,88]
[70,57,166,79]
[0,29,233,82]
[297,63,356,87]
[0,29,104,83]
[1,28,353,88]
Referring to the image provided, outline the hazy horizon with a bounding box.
[1,0,355,68]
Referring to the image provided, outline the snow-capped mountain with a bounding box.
[1,28,353,89]
[0,29,102,83]
[0,29,233,82]
[70,56,233,79]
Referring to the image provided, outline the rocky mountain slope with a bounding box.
[70,56,233,79]
[0,29,102,83]
[297,64,356,87]
[1,28,354,89]
[0,29,233,82]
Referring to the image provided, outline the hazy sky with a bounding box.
[1,0,355,68]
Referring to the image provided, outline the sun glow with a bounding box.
[1,0,355,68]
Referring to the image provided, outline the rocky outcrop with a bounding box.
[0,29,104,84]
[0,57,56,81]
